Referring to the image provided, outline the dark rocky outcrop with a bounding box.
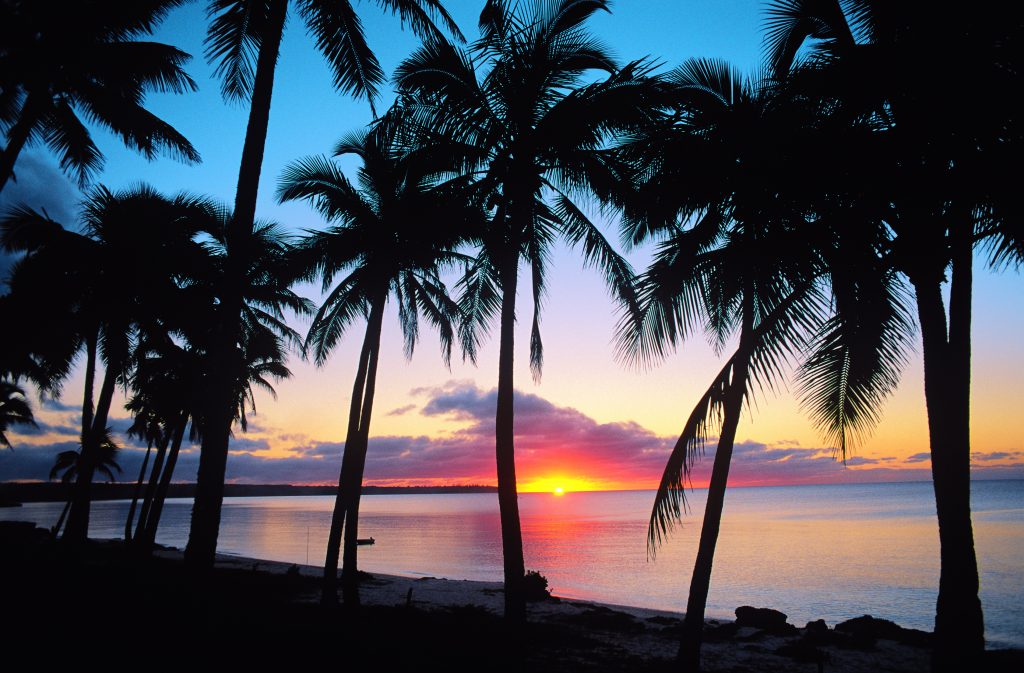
[836,614,932,647]
[735,605,798,636]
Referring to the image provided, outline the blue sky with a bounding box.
[2,1,1022,488]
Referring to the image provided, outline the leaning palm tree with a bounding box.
[617,59,913,671]
[0,0,199,189]
[188,0,463,570]
[393,0,657,621]
[0,380,36,448]
[764,4,1024,667]
[278,124,477,606]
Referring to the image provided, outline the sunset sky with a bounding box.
[2,0,1022,491]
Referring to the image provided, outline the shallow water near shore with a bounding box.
[5,479,1022,648]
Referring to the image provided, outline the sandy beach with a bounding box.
[168,547,940,672]
[2,523,1020,671]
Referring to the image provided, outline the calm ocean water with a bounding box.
[4,480,1022,648]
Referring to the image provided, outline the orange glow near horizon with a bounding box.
[518,475,604,493]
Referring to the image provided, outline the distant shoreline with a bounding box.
[0,482,497,503]
[2,478,1019,504]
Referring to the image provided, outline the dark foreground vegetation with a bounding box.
[0,522,665,672]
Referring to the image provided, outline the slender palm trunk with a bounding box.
[64,362,119,543]
[0,94,40,191]
[496,250,526,623]
[341,297,386,606]
[141,413,188,555]
[134,435,170,543]
[185,0,287,571]
[52,497,72,538]
[232,0,287,234]
[185,371,234,566]
[80,330,98,445]
[321,311,375,606]
[678,293,754,672]
[913,231,984,672]
[125,443,154,541]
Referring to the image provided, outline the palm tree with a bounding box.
[764,4,1024,667]
[126,336,198,554]
[1,185,211,542]
[123,400,164,543]
[620,60,818,670]
[48,431,120,538]
[393,0,656,621]
[0,0,199,190]
[183,209,311,567]
[617,59,914,671]
[0,380,36,448]
[188,0,463,570]
[278,124,476,606]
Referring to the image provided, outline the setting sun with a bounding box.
[553,486,565,495]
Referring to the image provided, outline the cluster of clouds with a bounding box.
[3,380,1022,487]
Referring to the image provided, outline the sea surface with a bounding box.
[4,480,1022,648]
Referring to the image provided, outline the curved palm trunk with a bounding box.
[321,302,377,606]
[64,362,119,543]
[185,0,287,570]
[913,228,984,672]
[496,251,526,623]
[125,442,154,541]
[341,298,386,607]
[0,93,40,191]
[140,412,188,555]
[678,294,754,672]
[134,435,170,544]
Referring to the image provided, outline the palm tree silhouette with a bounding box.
[0,0,199,190]
[184,208,311,566]
[48,430,120,538]
[124,334,199,554]
[2,185,210,542]
[618,58,914,670]
[620,60,820,670]
[123,398,165,543]
[189,0,462,569]
[0,380,36,448]
[394,0,655,621]
[278,123,477,606]
[764,4,1023,667]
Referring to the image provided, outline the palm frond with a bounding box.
[297,0,385,110]
[647,355,735,556]
[205,0,266,102]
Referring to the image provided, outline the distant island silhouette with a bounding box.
[0,482,497,503]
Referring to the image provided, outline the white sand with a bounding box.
[154,548,932,672]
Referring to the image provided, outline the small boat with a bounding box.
[356,537,375,546]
